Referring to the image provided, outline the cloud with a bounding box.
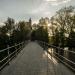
[43,11,51,16]
[45,0,71,6]
[45,0,57,2]
[31,0,71,15]
[62,0,71,3]
[31,2,48,14]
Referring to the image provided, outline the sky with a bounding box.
[0,0,75,24]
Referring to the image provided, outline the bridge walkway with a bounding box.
[0,42,75,75]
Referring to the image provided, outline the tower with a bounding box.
[29,18,32,30]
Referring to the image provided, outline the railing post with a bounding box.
[51,48,52,59]
[7,45,10,65]
[43,42,45,50]
[47,47,48,75]
[15,43,17,56]
[22,42,24,48]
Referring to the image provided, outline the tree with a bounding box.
[18,21,31,41]
[50,6,75,47]
[5,17,15,33]
[50,6,75,60]
[35,26,49,43]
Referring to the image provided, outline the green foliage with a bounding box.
[50,6,75,48]
[31,30,36,41]
[52,28,60,46]
[67,30,75,47]
[0,18,31,49]
[5,17,15,32]
[34,26,49,43]
[18,21,31,41]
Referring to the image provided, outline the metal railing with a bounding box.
[0,41,28,70]
[37,40,75,72]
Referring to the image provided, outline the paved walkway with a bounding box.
[0,42,75,75]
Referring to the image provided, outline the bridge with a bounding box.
[0,41,75,75]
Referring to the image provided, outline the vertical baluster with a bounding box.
[15,43,17,56]
[44,42,45,50]
[22,42,23,49]
[51,47,52,59]
[7,45,10,65]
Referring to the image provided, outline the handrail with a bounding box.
[53,52,75,71]
[50,44,75,54]
[0,42,24,53]
[38,40,75,54]
[37,40,75,71]
[53,51,75,65]
[0,41,27,70]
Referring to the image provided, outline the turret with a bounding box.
[29,18,32,30]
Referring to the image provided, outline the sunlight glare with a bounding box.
[44,49,58,65]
